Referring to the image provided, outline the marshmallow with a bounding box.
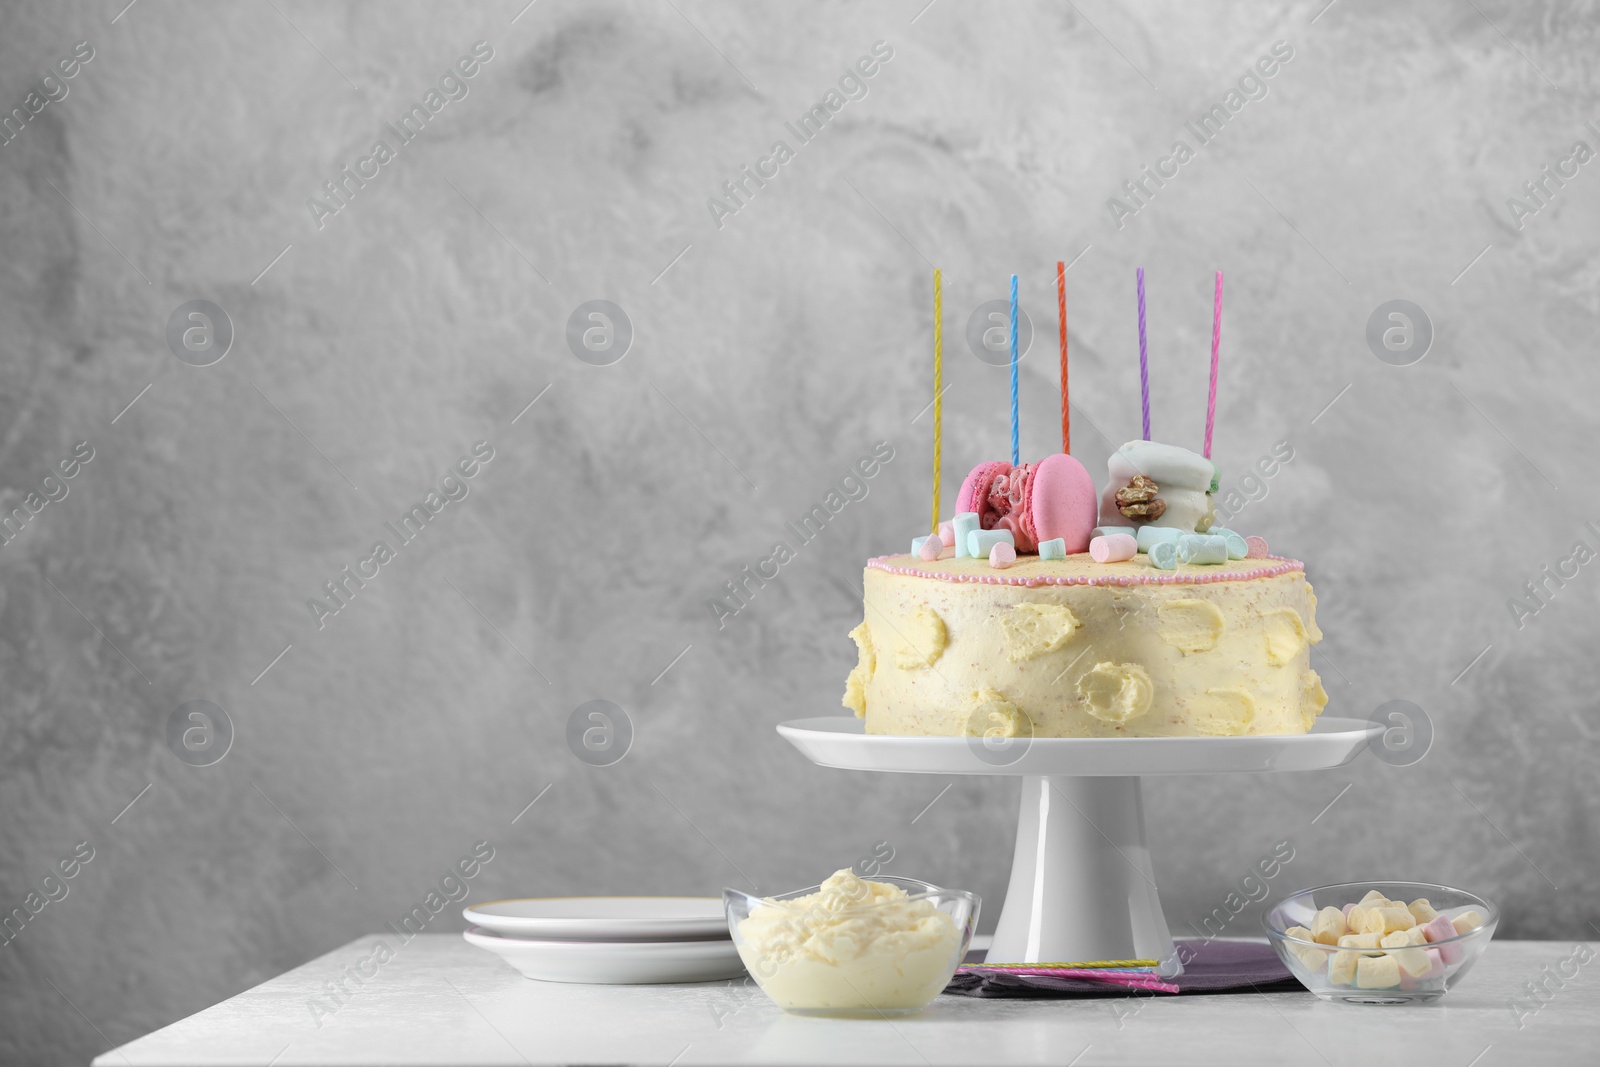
[1356,953,1402,989]
[1384,906,1417,933]
[1037,537,1067,561]
[938,520,956,548]
[1383,929,1432,977]
[1329,950,1358,986]
[1342,903,1357,922]
[1421,915,1463,964]
[1339,932,1383,951]
[1406,899,1439,925]
[1311,906,1347,946]
[1245,535,1269,559]
[1089,534,1138,564]
[1420,915,1454,942]
[1401,953,1452,985]
[1352,907,1384,934]
[1358,906,1415,935]
[968,528,1015,559]
[913,535,934,557]
[1148,541,1180,570]
[953,512,980,558]
[1451,910,1484,935]
[1136,525,1183,553]
[918,536,944,561]
[1283,928,1327,973]
[1357,890,1390,907]
[1178,534,1229,565]
[1092,526,1137,541]
[989,542,1017,568]
[1207,526,1249,559]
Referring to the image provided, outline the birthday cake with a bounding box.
[842,274,1327,739]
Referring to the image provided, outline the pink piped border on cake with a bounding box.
[866,554,1305,588]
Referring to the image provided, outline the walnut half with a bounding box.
[1116,474,1167,520]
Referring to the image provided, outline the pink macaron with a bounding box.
[958,459,1035,550]
[1029,453,1098,554]
[956,454,1098,556]
[956,460,1012,528]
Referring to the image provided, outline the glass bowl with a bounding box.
[724,875,979,1017]
[1265,881,1497,1004]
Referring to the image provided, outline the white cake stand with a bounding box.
[777,716,1380,974]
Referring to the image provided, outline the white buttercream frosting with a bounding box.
[848,554,1325,737]
[737,869,962,1012]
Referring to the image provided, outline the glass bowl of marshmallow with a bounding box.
[1265,881,1496,1004]
[725,868,979,1017]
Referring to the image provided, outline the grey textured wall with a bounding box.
[2,0,1597,1062]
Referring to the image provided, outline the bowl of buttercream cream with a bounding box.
[724,869,979,1017]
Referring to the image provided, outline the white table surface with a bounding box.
[95,935,1596,1066]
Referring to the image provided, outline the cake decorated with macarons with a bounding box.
[842,268,1327,739]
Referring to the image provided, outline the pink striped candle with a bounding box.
[1137,268,1150,441]
[1204,271,1223,459]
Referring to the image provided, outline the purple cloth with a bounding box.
[945,939,1301,998]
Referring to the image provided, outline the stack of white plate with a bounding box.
[462,896,747,984]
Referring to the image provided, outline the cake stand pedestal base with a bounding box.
[989,775,1174,971]
[985,780,1177,972]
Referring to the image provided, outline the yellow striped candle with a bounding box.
[932,269,943,535]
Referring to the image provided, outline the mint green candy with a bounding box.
[1148,541,1180,570]
[967,528,1015,559]
[1179,534,1228,564]
[953,512,980,559]
[1207,527,1249,559]
[1135,526,1182,553]
[1038,537,1067,560]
